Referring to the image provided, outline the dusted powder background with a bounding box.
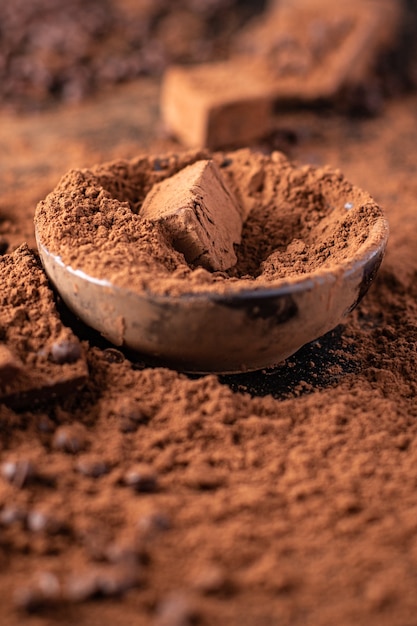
[1,11,417,626]
[0,0,266,111]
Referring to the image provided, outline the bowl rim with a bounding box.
[36,212,389,306]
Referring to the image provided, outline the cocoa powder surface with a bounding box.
[0,244,88,406]
[1,42,417,626]
[35,148,383,297]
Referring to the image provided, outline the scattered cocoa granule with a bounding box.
[0,0,265,112]
[52,423,89,454]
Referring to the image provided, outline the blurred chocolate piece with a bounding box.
[161,0,402,148]
[0,245,88,408]
[161,60,274,149]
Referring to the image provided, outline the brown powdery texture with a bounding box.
[35,148,382,296]
[2,17,417,626]
[0,0,265,111]
[0,244,88,408]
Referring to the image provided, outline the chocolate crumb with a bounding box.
[154,592,198,626]
[0,506,26,526]
[192,564,231,595]
[137,512,172,538]
[52,423,88,454]
[1,459,37,488]
[102,348,125,363]
[50,339,82,364]
[123,465,158,493]
[75,455,109,478]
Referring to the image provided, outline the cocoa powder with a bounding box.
[1,12,417,626]
[35,149,382,297]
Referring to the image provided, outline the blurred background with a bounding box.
[1,0,416,115]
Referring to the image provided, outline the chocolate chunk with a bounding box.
[161,61,274,149]
[141,159,243,271]
[0,245,88,409]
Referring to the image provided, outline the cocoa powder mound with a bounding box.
[35,149,383,297]
[0,244,88,407]
[2,52,417,626]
